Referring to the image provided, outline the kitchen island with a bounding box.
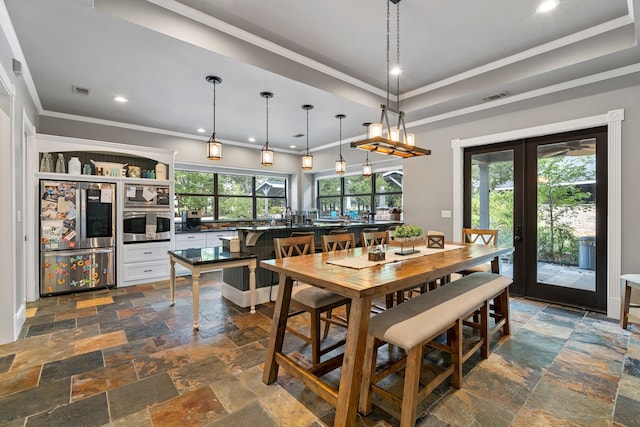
[220,222,399,308]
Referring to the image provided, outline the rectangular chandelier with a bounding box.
[351,136,431,158]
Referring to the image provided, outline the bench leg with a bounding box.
[358,335,378,416]
[400,344,423,427]
[481,301,490,358]
[621,282,631,329]
[499,288,511,336]
[450,319,462,389]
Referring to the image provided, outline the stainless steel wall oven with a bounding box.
[123,210,172,243]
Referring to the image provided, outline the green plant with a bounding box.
[393,225,423,238]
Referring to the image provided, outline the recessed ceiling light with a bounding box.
[113,96,128,103]
[248,137,256,142]
[289,145,296,149]
[197,128,206,133]
[390,65,402,76]
[536,0,559,13]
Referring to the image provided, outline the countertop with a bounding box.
[176,221,400,234]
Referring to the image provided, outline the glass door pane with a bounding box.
[536,139,596,291]
[469,149,515,278]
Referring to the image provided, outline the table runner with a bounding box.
[326,244,465,270]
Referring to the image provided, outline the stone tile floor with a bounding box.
[0,271,639,426]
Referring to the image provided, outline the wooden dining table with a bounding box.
[260,242,511,427]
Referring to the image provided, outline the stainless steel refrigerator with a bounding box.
[40,180,116,296]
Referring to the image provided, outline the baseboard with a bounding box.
[608,296,621,320]
[14,302,26,340]
[221,283,278,309]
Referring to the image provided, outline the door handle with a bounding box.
[514,225,522,242]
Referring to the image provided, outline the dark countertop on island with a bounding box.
[176,221,401,234]
[234,221,400,232]
[223,222,400,292]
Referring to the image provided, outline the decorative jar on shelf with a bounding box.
[40,153,53,172]
[155,163,166,180]
[55,153,66,173]
[68,157,81,175]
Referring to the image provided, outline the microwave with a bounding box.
[124,185,170,208]
[123,210,172,243]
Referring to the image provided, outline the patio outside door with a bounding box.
[464,127,607,311]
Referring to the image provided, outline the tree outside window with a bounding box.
[317,170,402,218]
[175,170,287,221]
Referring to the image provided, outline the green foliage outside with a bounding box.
[536,156,593,265]
[317,171,403,217]
[471,154,594,266]
[174,170,286,220]
[174,171,214,216]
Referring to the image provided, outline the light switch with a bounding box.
[441,210,452,218]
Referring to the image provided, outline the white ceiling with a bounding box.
[4,0,639,154]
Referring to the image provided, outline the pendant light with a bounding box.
[260,91,274,166]
[301,104,314,170]
[362,152,372,177]
[205,75,223,160]
[350,0,430,158]
[335,114,346,175]
[361,123,373,177]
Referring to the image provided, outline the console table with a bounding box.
[168,247,257,329]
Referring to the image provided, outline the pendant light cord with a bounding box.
[386,0,390,109]
[265,95,269,146]
[212,81,216,135]
[396,2,400,112]
[339,115,343,158]
[306,108,309,153]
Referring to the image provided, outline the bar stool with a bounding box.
[620,274,640,329]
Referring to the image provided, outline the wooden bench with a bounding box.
[358,272,512,427]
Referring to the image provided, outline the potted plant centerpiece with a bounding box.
[393,225,424,242]
[391,225,425,255]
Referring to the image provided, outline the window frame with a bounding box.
[174,169,288,221]
[316,169,403,218]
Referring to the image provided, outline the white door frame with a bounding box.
[0,55,19,343]
[452,109,623,319]
[23,110,37,302]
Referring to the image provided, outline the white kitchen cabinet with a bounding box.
[120,241,171,286]
[206,230,237,247]
[175,233,207,250]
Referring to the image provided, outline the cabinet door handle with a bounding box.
[143,251,152,254]
[187,236,196,239]
[144,269,153,272]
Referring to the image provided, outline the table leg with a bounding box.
[249,260,257,314]
[263,274,294,385]
[169,258,176,306]
[491,255,500,274]
[334,296,372,427]
[192,269,200,331]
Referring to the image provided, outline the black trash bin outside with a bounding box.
[578,236,596,270]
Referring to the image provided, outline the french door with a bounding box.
[464,127,607,311]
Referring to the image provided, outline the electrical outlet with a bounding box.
[441,210,452,218]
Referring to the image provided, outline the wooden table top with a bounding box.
[260,243,511,300]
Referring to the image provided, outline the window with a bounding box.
[175,170,287,221]
[255,176,287,219]
[316,170,402,218]
[174,171,215,219]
